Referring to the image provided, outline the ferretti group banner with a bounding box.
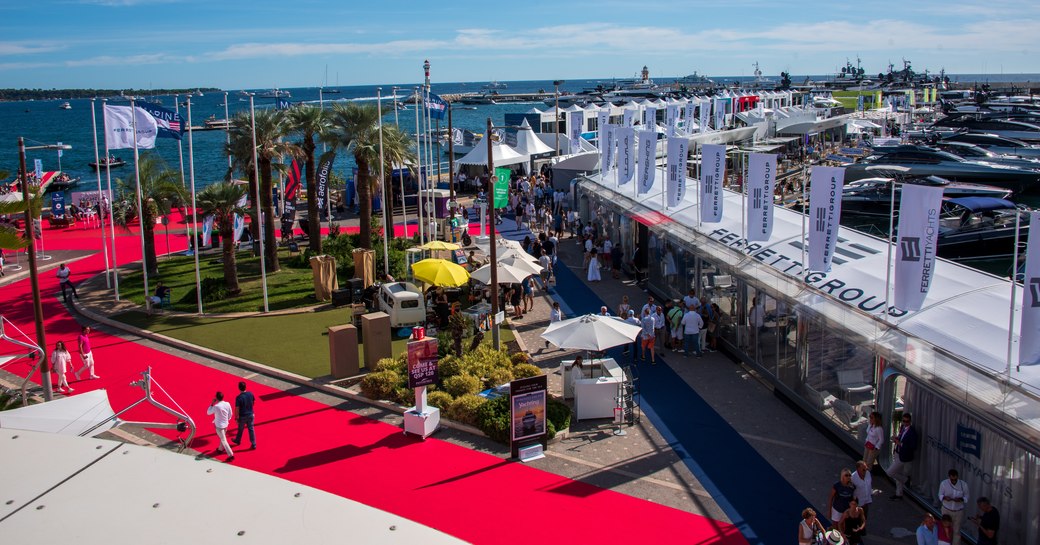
[665,105,679,137]
[568,110,583,153]
[597,110,610,159]
[1019,211,1040,366]
[684,101,696,132]
[637,130,656,194]
[713,98,726,129]
[666,137,687,208]
[623,109,635,128]
[893,184,944,311]
[700,144,725,222]
[617,127,635,186]
[698,100,710,133]
[603,124,616,172]
[644,106,657,129]
[746,153,777,242]
[807,166,846,272]
[103,104,157,150]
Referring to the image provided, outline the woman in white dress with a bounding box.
[587,249,602,282]
[51,340,73,393]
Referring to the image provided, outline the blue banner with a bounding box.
[277,98,292,110]
[425,92,448,120]
[51,192,65,217]
[137,101,184,140]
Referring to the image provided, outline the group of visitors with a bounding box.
[49,325,99,394]
[615,292,719,365]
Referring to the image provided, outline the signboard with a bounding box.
[493,168,510,209]
[509,375,547,456]
[34,159,43,180]
[50,192,66,217]
[406,337,439,389]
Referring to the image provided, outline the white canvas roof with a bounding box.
[514,119,555,156]
[0,389,117,437]
[454,138,527,168]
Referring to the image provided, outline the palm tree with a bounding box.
[111,153,183,275]
[196,182,248,294]
[0,170,41,252]
[286,106,329,253]
[226,114,259,243]
[379,124,417,241]
[328,103,413,249]
[249,109,299,273]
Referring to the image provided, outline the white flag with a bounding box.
[666,137,688,208]
[623,109,635,128]
[700,144,725,222]
[684,101,696,132]
[568,110,583,153]
[714,98,726,129]
[807,166,846,272]
[893,184,944,311]
[665,105,679,137]
[1019,212,1040,365]
[747,153,777,242]
[597,109,610,160]
[637,130,656,195]
[617,127,635,186]
[644,106,657,128]
[103,104,157,150]
[603,124,616,172]
[202,215,214,247]
[699,100,710,133]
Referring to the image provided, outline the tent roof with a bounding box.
[0,389,117,437]
[455,138,527,166]
[515,121,556,156]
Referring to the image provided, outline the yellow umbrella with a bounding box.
[420,240,461,251]
[411,258,470,287]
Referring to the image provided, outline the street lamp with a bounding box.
[18,137,72,402]
[553,80,564,158]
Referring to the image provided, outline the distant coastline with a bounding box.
[0,88,222,102]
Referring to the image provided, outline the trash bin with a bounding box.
[210,233,220,249]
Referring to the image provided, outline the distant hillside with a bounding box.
[0,88,223,102]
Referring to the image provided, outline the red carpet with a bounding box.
[0,216,745,545]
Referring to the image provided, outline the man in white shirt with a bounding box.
[682,289,699,311]
[681,304,704,357]
[55,263,79,302]
[851,460,874,518]
[207,391,235,463]
[938,469,969,545]
[640,309,657,364]
[641,296,659,318]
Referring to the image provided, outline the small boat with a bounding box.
[203,116,231,130]
[195,89,204,96]
[482,81,507,90]
[89,156,126,170]
[59,102,71,110]
[258,88,291,98]
[47,173,80,192]
[938,197,1031,260]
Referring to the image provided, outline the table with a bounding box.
[462,302,492,331]
[562,358,626,421]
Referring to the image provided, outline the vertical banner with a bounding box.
[50,192,65,217]
[746,153,778,242]
[637,130,656,195]
[407,337,439,388]
[233,194,247,243]
[893,184,944,311]
[684,101,696,132]
[644,106,657,128]
[568,110,583,153]
[33,159,43,179]
[315,151,336,213]
[597,109,610,161]
[714,98,726,129]
[857,95,865,112]
[603,124,616,172]
[617,127,635,186]
[1019,212,1040,366]
[699,100,710,133]
[509,375,548,454]
[665,137,688,207]
[623,108,635,128]
[202,215,214,247]
[807,166,846,272]
[493,167,511,208]
[700,144,725,222]
[665,104,679,137]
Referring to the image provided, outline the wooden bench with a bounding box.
[48,217,75,229]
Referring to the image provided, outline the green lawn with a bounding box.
[118,248,318,313]
[114,309,515,379]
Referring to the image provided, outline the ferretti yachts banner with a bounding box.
[103,104,157,150]
[665,105,679,137]
[698,100,710,133]
[893,184,944,311]
[746,153,777,242]
[684,101,696,132]
[644,106,657,129]
[623,109,635,128]
[700,144,725,222]
[568,110,583,153]
[597,110,610,158]
[807,166,846,272]
[637,130,656,194]
[713,98,726,129]
[603,124,616,172]
[666,137,687,208]
[617,127,635,186]
[1019,211,1040,366]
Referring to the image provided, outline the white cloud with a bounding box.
[64,53,179,67]
[0,42,64,55]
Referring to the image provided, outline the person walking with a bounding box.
[863,411,884,469]
[667,301,684,352]
[640,308,657,364]
[74,325,99,380]
[207,391,235,462]
[969,497,999,545]
[938,469,969,545]
[938,514,955,545]
[586,249,602,282]
[51,341,73,393]
[617,295,632,320]
[888,412,919,500]
[699,299,715,353]
[625,310,641,362]
[827,468,856,526]
[55,263,79,303]
[838,497,866,545]
[681,303,704,358]
[850,460,874,519]
[232,381,257,450]
[546,302,563,349]
[916,513,939,545]
[798,508,826,545]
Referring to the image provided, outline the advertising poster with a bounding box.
[493,167,511,209]
[510,375,547,444]
[407,337,439,389]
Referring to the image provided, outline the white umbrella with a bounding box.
[500,255,544,277]
[540,314,642,351]
[471,262,534,285]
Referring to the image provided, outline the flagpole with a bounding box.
[377,87,390,276]
[187,98,204,315]
[1007,212,1022,378]
[174,94,186,187]
[224,92,232,171]
[696,143,701,226]
[103,99,121,299]
[424,86,434,239]
[90,99,112,287]
[740,151,746,246]
[884,180,896,321]
[801,165,807,279]
[249,94,270,313]
[130,98,150,300]
[414,87,424,244]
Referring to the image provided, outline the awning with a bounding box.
[0,389,118,437]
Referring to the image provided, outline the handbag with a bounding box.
[707,322,717,333]
[865,441,876,450]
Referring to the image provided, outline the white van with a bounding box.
[378,282,427,327]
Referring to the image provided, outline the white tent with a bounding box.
[514,119,555,156]
[0,389,118,437]
[525,106,544,114]
[454,138,528,171]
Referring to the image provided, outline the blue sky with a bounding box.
[1,0,1037,89]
